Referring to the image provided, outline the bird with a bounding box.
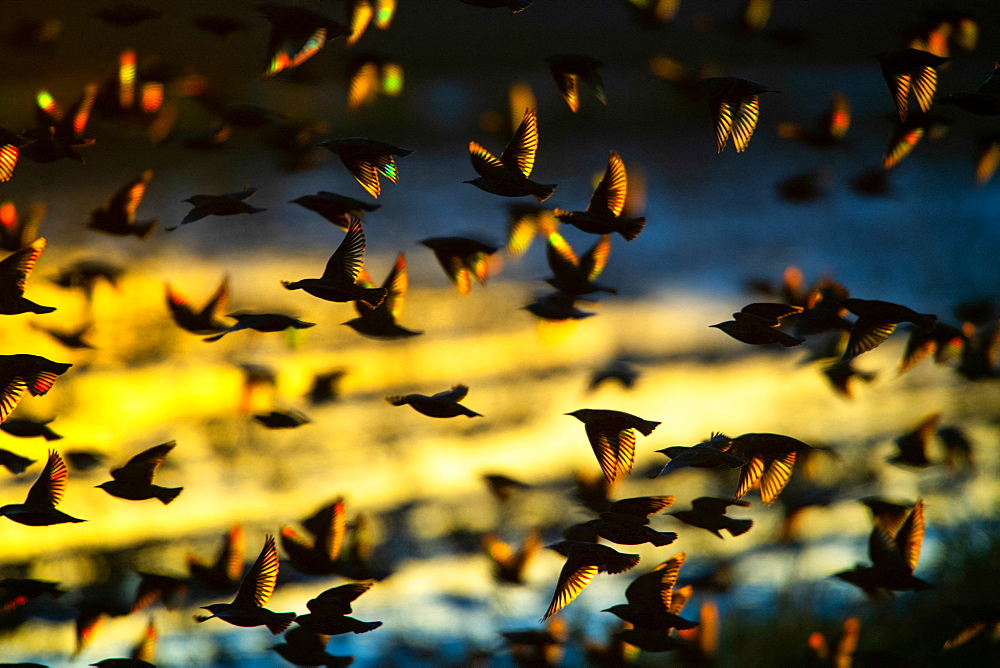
[840,298,937,362]
[87,170,158,239]
[466,108,556,202]
[668,497,753,539]
[282,217,388,308]
[253,410,311,429]
[386,384,482,418]
[289,191,380,229]
[196,535,296,634]
[280,497,346,576]
[523,291,596,322]
[187,524,245,592]
[726,432,825,505]
[543,232,616,296]
[22,83,97,164]
[131,572,189,613]
[0,416,62,441]
[30,321,95,349]
[898,321,966,373]
[588,357,639,392]
[258,3,349,78]
[95,441,183,504]
[0,201,45,251]
[344,253,422,339]
[0,449,85,525]
[603,552,698,630]
[0,354,72,425]
[420,236,500,295]
[165,276,231,335]
[49,258,124,299]
[483,527,541,585]
[700,77,776,152]
[941,63,1000,115]
[711,303,804,347]
[890,412,939,468]
[307,369,347,405]
[295,582,382,635]
[0,237,55,315]
[506,203,556,257]
[563,496,677,547]
[273,626,354,668]
[652,433,748,477]
[0,447,36,473]
[168,188,266,230]
[203,312,315,342]
[555,151,645,241]
[346,0,396,46]
[542,541,640,620]
[876,48,949,121]
[565,408,660,484]
[318,137,412,198]
[547,54,607,112]
[777,91,851,147]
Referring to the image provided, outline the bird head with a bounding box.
[565,409,592,422]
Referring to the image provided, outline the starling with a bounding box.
[282,217,388,308]
[547,54,607,112]
[876,48,949,122]
[168,188,265,230]
[254,410,311,429]
[881,112,948,170]
[96,441,183,504]
[523,291,596,322]
[421,236,500,295]
[22,83,97,164]
[777,91,851,147]
[588,357,639,392]
[669,497,753,539]
[711,302,804,347]
[483,527,541,585]
[295,582,382,635]
[281,498,346,576]
[87,170,158,239]
[543,232,616,297]
[131,572,189,613]
[0,416,61,441]
[196,535,296,634]
[700,77,776,153]
[203,312,315,342]
[0,447,35,473]
[0,238,55,315]
[652,433,748,477]
[565,408,660,484]
[565,496,677,547]
[555,151,645,241]
[259,3,349,78]
[187,524,245,591]
[890,412,938,468]
[318,137,412,198]
[542,541,640,620]
[344,253,422,339]
[30,321,95,349]
[290,191,380,229]
[604,552,698,630]
[506,203,556,257]
[0,354,72,425]
[273,626,354,667]
[49,259,124,297]
[0,449,85,525]
[728,432,824,505]
[0,577,66,612]
[898,321,966,373]
[466,108,557,202]
[840,298,937,362]
[386,384,482,418]
[0,201,44,251]
[165,276,231,335]
[823,359,877,399]
[307,369,347,405]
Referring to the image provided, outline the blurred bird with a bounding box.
[281,497,346,575]
[420,236,500,295]
[899,321,966,373]
[652,433,747,477]
[669,497,753,538]
[604,552,697,630]
[840,298,937,362]
[319,137,412,198]
[254,410,311,429]
[700,77,776,152]
[466,108,556,202]
[0,449,84,525]
[0,577,66,614]
[290,191,380,229]
[939,425,975,473]
[778,91,851,147]
[344,253,422,339]
[775,481,840,543]
[547,54,607,112]
[295,582,382,635]
[483,527,541,585]
[168,188,265,230]
[890,412,939,468]
[131,572,188,613]
[727,432,825,504]
[543,541,640,620]
[96,441,183,504]
[0,201,44,251]
[851,167,892,196]
[187,524,245,591]
[49,258,124,300]
[460,0,533,12]
[566,409,660,484]
[282,218,387,307]
[941,63,1000,115]
[203,312,315,342]
[196,535,295,634]
[881,112,950,170]
[524,291,596,322]
[807,616,861,668]
[0,132,21,182]
[822,359,878,399]
[346,0,396,45]
[0,238,55,315]
[87,170,157,239]
[259,3,348,78]
[483,473,530,504]
[555,151,645,241]
[273,626,354,667]
[0,354,72,425]
[30,321,95,350]
[543,232,616,296]
[876,48,949,121]
[22,83,97,164]
[711,302,804,347]
[588,357,640,392]
[506,203,557,258]
[192,13,248,38]
[346,55,404,111]
[0,416,61,441]
[777,169,829,203]
[387,384,482,417]
[974,135,1000,187]
[307,369,347,405]
[0,447,35,473]
[64,449,106,472]
[166,276,231,335]
[618,0,679,25]
[564,496,677,547]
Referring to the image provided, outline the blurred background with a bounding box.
[1,0,999,666]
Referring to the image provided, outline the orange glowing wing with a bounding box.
[0,145,18,182]
[324,218,366,282]
[912,67,937,113]
[731,95,760,152]
[588,151,627,217]
[758,451,796,505]
[711,97,734,153]
[892,73,911,120]
[0,237,45,294]
[544,561,598,619]
[26,449,67,507]
[223,524,246,584]
[896,499,925,572]
[234,535,280,608]
[500,108,538,177]
[383,253,408,321]
[580,235,611,281]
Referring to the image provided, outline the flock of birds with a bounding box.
[0,0,998,666]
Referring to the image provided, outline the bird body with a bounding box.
[166,276,231,335]
[420,236,499,295]
[653,434,748,477]
[0,417,61,441]
[840,298,937,362]
[544,233,616,296]
[169,188,265,230]
[0,354,72,425]
[280,498,346,576]
[604,552,697,631]
[547,54,607,112]
[203,312,315,342]
[466,108,556,202]
[555,151,645,240]
[700,77,776,152]
[0,449,84,525]
[876,48,949,121]
[290,191,380,229]
[711,303,804,346]
[0,237,55,315]
[728,432,822,504]
[87,170,157,238]
[344,253,422,339]
[566,409,660,483]
[96,441,182,504]
[319,138,411,198]
[669,497,752,538]
[387,384,481,417]
[544,541,640,619]
[294,581,382,635]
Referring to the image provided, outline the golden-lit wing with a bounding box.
[500,108,538,177]
[585,424,619,484]
[165,283,195,320]
[614,428,637,479]
[0,376,26,425]
[280,524,314,552]
[449,257,471,295]
[118,49,136,110]
[110,170,152,221]
[896,499,925,572]
[222,524,246,584]
[375,0,395,28]
[544,560,598,619]
[350,159,381,198]
[731,95,760,152]
[0,145,18,183]
[348,60,379,111]
[882,124,924,170]
[546,232,579,273]
[132,619,157,663]
[324,218,366,282]
[670,584,693,616]
[828,91,851,140]
[555,70,580,113]
[234,535,279,608]
[291,27,327,69]
[912,67,937,113]
[323,498,347,560]
[588,151,627,217]
[735,456,765,500]
[975,139,1000,187]
[0,237,45,294]
[69,82,97,137]
[383,253,408,321]
[845,320,898,359]
[483,533,514,567]
[507,209,540,258]
[711,97,734,153]
[468,140,507,181]
[467,251,494,286]
[657,552,685,610]
[348,1,373,45]
[518,526,542,570]
[891,73,911,121]
[26,449,67,507]
[580,235,611,281]
[204,275,231,321]
[373,154,399,183]
[758,451,796,505]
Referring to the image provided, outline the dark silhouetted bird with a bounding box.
[899,321,966,373]
[295,582,382,635]
[96,441,183,504]
[556,151,645,241]
[483,527,541,585]
[196,535,295,634]
[564,496,677,547]
[23,83,97,164]
[168,188,265,230]
[307,369,347,405]
[131,572,189,613]
[0,449,84,525]
[543,232,616,296]
[49,258,123,300]
[501,616,569,667]
[604,552,698,630]
[282,218,387,308]
[941,63,1000,115]
[523,291,596,322]
[840,298,937,362]
[166,276,231,335]
[0,201,44,251]
[87,170,157,239]
[281,497,346,576]
[939,425,975,473]
[254,410,311,429]
[0,354,72,425]
[588,357,639,392]
[890,412,939,468]
[506,203,556,258]
[318,137,411,198]
[652,433,747,477]
[344,253,422,339]
[566,409,660,483]
[290,191,380,229]
[778,91,851,147]
[700,77,776,152]
[726,432,824,504]
[777,169,829,203]
[187,524,245,591]
[466,108,556,202]
[203,312,315,342]
[387,384,482,417]
[420,236,500,295]
[64,449,106,472]
[30,321,95,349]
[543,541,640,620]
[669,497,752,538]
[460,0,533,12]
[711,302,804,346]
[614,627,688,653]
[0,577,66,614]
[273,626,354,667]
[0,447,35,473]
[259,3,348,78]
[547,54,607,112]
[483,473,530,504]
[1,416,61,441]
[0,238,55,315]
[823,360,878,399]
[851,166,892,196]
[876,48,949,121]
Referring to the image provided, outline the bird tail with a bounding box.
[280,280,299,290]
[725,518,753,537]
[531,183,558,202]
[157,486,184,505]
[650,531,679,546]
[617,217,646,242]
[203,331,227,342]
[136,218,159,240]
[385,396,407,406]
[357,620,383,633]
[463,408,484,418]
[362,287,389,308]
[267,613,297,635]
[635,419,661,437]
[29,302,56,314]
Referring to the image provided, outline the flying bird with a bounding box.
[280,497,346,576]
[0,354,72,425]
[547,54,607,112]
[258,3,349,78]
[483,527,541,585]
[876,48,949,121]
[506,203,556,257]
[0,201,45,251]
[273,626,353,668]
[555,151,645,241]
[420,236,500,295]
[543,541,640,620]
[726,432,826,505]
[890,412,939,468]
[187,524,245,592]
[566,409,660,483]
[524,291,596,322]
[0,417,61,441]
[87,170,157,239]
[778,91,851,147]
[0,447,36,473]
[295,582,382,636]
[563,496,677,547]
[0,449,84,525]
[0,237,55,315]
[346,0,397,45]
[466,108,556,202]
[669,497,753,538]
[203,312,315,342]
[603,552,698,630]
[386,384,482,418]
[711,303,804,347]
[30,321,95,350]
[588,357,639,392]
[942,63,1000,115]
[168,188,265,230]
[344,253,422,339]
[700,77,776,152]
[652,433,748,477]
[318,137,412,198]
[22,83,97,164]
[289,191,380,229]
[840,298,937,362]
[253,410,311,429]
[96,441,183,504]
[165,276,231,335]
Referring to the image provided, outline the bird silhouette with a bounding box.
[555,151,645,241]
[890,412,939,468]
[941,63,1000,115]
[588,357,639,392]
[466,108,556,202]
[22,83,97,164]
[483,527,541,585]
[49,258,124,300]
[30,321,95,350]
[543,541,640,620]
[87,170,157,238]
[523,291,596,322]
[0,449,84,525]
[669,497,753,538]
[0,416,61,441]
[254,410,311,429]
[0,201,44,251]
[386,384,482,418]
[566,408,660,484]
[282,217,387,308]
[96,441,183,504]
[876,48,949,121]
[196,535,295,634]
[420,236,500,295]
[295,581,382,635]
[727,432,825,505]
[290,191,380,229]
[203,312,315,342]
[280,497,346,576]
[603,552,698,630]
[700,77,776,152]
[318,137,412,198]
[652,433,748,477]
[840,298,937,362]
[0,354,72,425]
[899,321,966,373]
[543,232,616,296]
[131,572,189,613]
[777,91,851,147]
[711,302,804,346]
[547,54,607,112]
[564,496,677,547]
[0,238,55,315]
[168,188,265,230]
[165,276,231,335]
[259,3,348,78]
[344,253,422,339]
[273,626,354,667]
[0,447,36,473]
[187,524,245,591]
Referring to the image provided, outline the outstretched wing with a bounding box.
[0,237,45,294]
[587,151,627,217]
[500,108,538,177]
[26,449,67,508]
[233,535,280,608]
[323,217,366,282]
